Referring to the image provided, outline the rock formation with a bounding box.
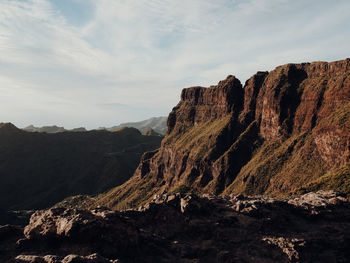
[95,58,350,209]
[1,191,350,262]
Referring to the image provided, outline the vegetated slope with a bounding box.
[94,58,350,209]
[0,124,162,210]
[108,116,167,135]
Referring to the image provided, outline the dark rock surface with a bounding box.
[1,191,350,262]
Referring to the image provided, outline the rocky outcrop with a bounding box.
[255,60,350,140]
[20,207,139,259]
[167,75,243,134]
[1,191,350,262]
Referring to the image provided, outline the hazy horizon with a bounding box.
[1,115,167,130]
[1,0,350,129]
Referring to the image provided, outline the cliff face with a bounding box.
[96,59,350,209]
[167,75,243,134]
[256,60,350,140]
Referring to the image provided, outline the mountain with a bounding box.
[94,58,350,209]
[23,125,87,133]
[0,124,162,210]
[23,125,67,133]
[23,117,167,135]
[68,127,87,132]
[107,116,167,135]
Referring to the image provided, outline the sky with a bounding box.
[0,0,349,129]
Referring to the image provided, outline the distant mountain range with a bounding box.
[0,123,162,211]
[102,116,167,135]
[23,116,167,135]
[23,125,87,133]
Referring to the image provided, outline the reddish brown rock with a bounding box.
[239,71,268,124]
[255,59,350,140]
[167,75,243,135]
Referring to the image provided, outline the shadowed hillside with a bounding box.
[0,124,162,210]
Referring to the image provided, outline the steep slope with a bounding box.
[0,124,162,210]
[95,59,350,209]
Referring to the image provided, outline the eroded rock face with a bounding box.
[131,75,247,202]
[2,191,350,263]
[255,60,350,140]
[167,75,243,135]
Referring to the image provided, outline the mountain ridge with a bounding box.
[22,116,167,135]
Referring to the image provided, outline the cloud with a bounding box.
[0,0,349,128]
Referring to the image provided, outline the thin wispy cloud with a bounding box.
[0,0,349,128]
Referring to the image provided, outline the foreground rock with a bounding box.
[1,191,350,262]
[15,253,119,263]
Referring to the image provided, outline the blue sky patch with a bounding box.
[50,0,94,26]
